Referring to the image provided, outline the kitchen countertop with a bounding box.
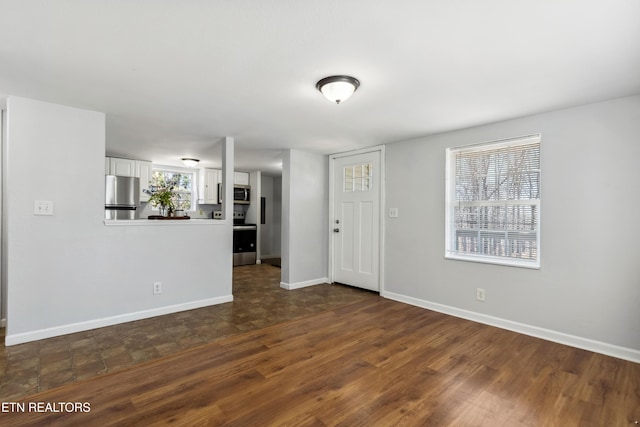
[104,219,227,226]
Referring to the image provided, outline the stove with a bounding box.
[232,212,256,266]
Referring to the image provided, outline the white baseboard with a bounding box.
[4,295,233,346]
[381,291,640,364]
[280,277,329,290]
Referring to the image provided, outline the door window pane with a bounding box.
[344,163,373,192]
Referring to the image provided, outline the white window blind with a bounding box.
[445,134,541,268]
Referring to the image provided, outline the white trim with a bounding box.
[379,147,386,295]
[449,133,541,152]
[328,145,385,293]
[328,156,335,284]
[1,109,5,327]
[280,277,329,290]
[445,253,540,269]
[329,145,385,160]
[381,290,640,364]
[4,295,233,346]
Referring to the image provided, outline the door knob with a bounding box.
[333,228,340,233]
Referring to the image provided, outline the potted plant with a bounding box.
[147,187,175,216]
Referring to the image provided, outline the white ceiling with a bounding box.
[1,1,639,175]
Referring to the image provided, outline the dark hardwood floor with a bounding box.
[1,294,638,426]
[0,265,375,400]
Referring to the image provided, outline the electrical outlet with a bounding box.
[153,282,162,295]
[476,288,486,301]
[34,200,54,216]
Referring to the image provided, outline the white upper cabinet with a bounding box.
[108,157,135,177]
[135,160,152,202]
[234,171,250,185]
[199,168,220,204]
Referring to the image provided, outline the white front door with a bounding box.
[331,150,381,291]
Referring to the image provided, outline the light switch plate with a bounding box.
[389,208,399,218]
[34,200,54,216]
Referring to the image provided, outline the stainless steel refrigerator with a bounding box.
[105,175,140,220]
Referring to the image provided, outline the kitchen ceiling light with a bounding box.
[316,75,360,104]
[181,158,200,167]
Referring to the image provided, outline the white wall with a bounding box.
[1,108,5,325]
[246,171,261,225]
[281,150,328,288]
[260,174,283,259]
[5,97,233,344]
[273,176,282,258]
[281,154,290,283]
[383,95,640,360]
[260,175,274,257]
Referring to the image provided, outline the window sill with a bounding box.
[445,253,540,269]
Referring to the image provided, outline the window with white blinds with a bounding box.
[445,134,541,268]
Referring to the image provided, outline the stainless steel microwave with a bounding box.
[218,184,251,204]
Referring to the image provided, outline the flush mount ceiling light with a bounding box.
[181,158,200,168]
[316,75,360,104]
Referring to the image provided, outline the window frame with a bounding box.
[445,134,541,269]
[150,165,198,213]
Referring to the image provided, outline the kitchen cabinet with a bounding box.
[135,160,152,202]
[199,168,220,205]
[105,157,152,202]
[109,157,135,177]
[234,171,250,185]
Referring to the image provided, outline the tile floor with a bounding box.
[0,264,377,400]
